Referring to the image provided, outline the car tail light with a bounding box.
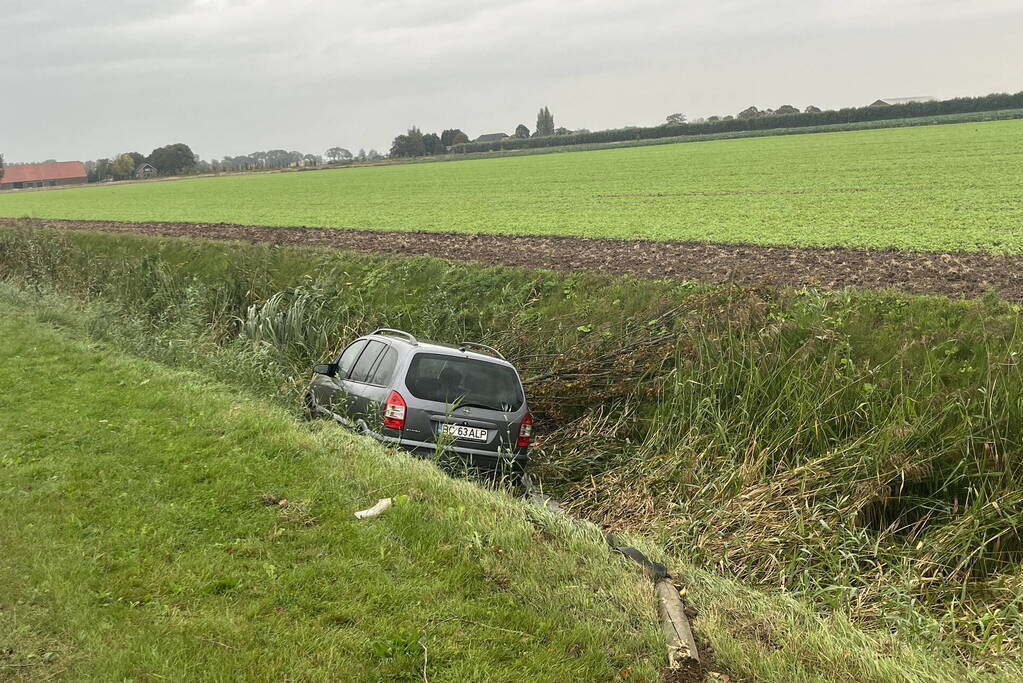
[516,413,533,448]
[383,391,406,430]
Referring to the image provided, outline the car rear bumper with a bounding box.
[380,433,527,471]
[312,400,527,471]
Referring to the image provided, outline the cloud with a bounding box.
[1,0,1021,161]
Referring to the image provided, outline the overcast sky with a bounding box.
[2,0,1021,163]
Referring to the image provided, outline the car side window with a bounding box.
[335,339,368,379]
[369,346,398,386]
[348,340,385,383]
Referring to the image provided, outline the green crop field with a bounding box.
[2,119,1023,251]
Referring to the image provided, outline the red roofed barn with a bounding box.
[1,161,88,190]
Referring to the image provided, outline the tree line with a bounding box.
[217,147,383,172]
[389,128,465,157]
[82,144,387,183]
[86,143,198,182]
[451,90,1023,154]
[387,107,585,158]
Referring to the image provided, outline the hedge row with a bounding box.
[451,91,1023,154]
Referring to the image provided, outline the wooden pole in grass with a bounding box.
[655,579,700,667]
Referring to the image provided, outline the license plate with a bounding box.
[437,423,488,442]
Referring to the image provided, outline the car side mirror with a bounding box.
[313,363,338,377]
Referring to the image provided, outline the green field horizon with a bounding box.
[3,119,1023,252]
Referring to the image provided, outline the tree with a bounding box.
[736,106,760,120]
[390,126,426,157]
[405,127,425,155]
[302,154,321,166]
[0,153,4,183]
[356,148,367,161]
[554,127,572,136]
[422,132,443,155]
[256,149,305,169]
[92,158,113,182]
[804,105,822,114]
[514,124,530,139]
[266,149,291,168]
[441,129,465,147]
[111,153,137,180]
[389,135,407,158]
[367,149,383,160]
[665,113,687,125]
[325,147,352,163]
[229,155,255,171]
[148,143,196,175]
[534,106,555,136]
[451,131,469,145]
[775,104,799,115]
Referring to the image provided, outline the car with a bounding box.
[304,328,532,472]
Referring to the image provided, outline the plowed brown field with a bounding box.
[6,217,1023,301]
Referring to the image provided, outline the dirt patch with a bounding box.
[6,217,1023,301]
[660,630,733,683]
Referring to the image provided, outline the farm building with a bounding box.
[870,96,937,106]
[134,162,158,179]
[473,132,509,143]
[0,161,87,190]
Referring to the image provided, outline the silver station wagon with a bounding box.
[304,329,532,471]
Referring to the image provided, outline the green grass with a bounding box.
[0,302,666,681]
[2,119,1023,251]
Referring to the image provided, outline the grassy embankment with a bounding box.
[2,118,1023,251]
[0,301,668,681]
[3,225,1023,681]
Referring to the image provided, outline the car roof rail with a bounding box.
[371,328,418,344]
[458,341,506,360]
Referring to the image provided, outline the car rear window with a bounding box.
[405,353,523,411]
